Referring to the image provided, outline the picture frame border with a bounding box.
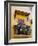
[4,1,37,45]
